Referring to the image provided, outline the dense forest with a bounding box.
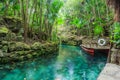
[0,0,120,80]
[0,0,119,45]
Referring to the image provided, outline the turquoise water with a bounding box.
[0,45,107,80]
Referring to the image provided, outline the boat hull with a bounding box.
[81,46,109,56]
[81,46,94,56]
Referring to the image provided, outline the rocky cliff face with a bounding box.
[0,16,59,64]
[0,41,59,64]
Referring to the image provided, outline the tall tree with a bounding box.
[107,0,120,22]
[21,0,28,42]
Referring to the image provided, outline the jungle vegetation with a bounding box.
[0,0,119,46]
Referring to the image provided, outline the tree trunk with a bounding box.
[21,0,28,42]
[107,0,120,22]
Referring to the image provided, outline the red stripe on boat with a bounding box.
[81,46,94,56]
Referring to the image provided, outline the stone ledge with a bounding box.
[97,63,120,80]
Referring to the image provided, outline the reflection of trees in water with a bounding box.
[54,45,88,80]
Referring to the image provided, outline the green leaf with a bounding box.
[57,18,64,25]
[94,26,103,35]
[13,4,20,10]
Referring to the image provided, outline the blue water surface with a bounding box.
[0,45,107,80]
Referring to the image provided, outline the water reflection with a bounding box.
[0,45,107,80]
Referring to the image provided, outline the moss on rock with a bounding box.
[26,54,32,59]
[2,46,8,53]
[0,41,59,64]
[1,41,8,46]
[19,56,24,61]
[0,26,9,34]
[9,42,30,52]
[31,42,42,50]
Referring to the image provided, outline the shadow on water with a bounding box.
[0,45,107,80]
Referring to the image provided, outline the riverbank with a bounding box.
[0,41,58,64]
[0,45,106,80]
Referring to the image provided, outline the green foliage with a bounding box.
[0,0,5,3]
[0,0,114,42]
[59,0,112,36]
[112,22,120,45]
[48,0,63,23]
[52,31,58,41]
[56,17,64,25]
[70,18,86,29]
[12,4,20,11]
[94,26,103,36]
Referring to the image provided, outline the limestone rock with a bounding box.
[31,42,42,50]
[0,50,4,57]
[0,26,9,38]
[2,46,8,53]
[27,54,32,59]
[9,42,30,52]
[1,41,8,46]
[0,41,59,63]
[1,16,22,33]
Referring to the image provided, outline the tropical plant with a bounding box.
[111,22,120,48]
[0,0,63,42]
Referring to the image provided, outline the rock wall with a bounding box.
[57,26,82,46]
[109,47,120,65]
[0,41,59,64]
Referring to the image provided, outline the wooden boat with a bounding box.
[80,44,110,56]
[81,45,94,56]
